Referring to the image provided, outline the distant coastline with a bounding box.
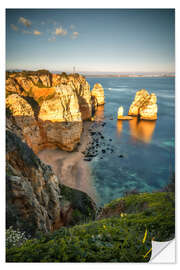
[84,74,175,78]
[6,69,175,78]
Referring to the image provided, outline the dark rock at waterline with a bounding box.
[109,139,112,141]
[102,149,106,154]
[118,155,124,158]
[84,157,92,162]
[101,136,104,139]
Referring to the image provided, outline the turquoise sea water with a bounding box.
[86,77,175,206]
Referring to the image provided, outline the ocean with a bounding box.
[86,77,175,206]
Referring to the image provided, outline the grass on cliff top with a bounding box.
[6,192,175,263]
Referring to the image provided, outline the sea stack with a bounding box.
[91,83,105,106]
[117,106,133,120]
[128,89,158,120]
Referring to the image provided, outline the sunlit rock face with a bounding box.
[6,94,42,154]
[6,71,105,152]
[68,74,92,120]
[91,83,105,106]
[139,93,158,120]
[128,89,158,120]
[15,76,34,95]
[117,106,133,120]
[128,89,150,116]
[38,84,83,152]
[39,74,52,87]
[52,74,61,87]
[6,130,63,235]
[6,78,22,96]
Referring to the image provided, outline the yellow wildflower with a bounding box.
[103,225,106,229]
[144,247,152,258]
[142,229,148,244]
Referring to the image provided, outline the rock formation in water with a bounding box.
[139,93,158,120]
[128,89,158,120]
[91,83,105,106]
[117,106,133,120]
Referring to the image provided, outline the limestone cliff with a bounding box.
[128,89,158,120]
[6,78,22,96]
[68,74,92,120]
[6,86,83,153]
[6,130,62,234]
[6,131,95,235]
[91,83,105,106]
[6,71,104,152]
[38,84,83,151]
[6,94,42,154]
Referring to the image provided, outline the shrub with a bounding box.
[6,226,29,249]
[6,192,175,262]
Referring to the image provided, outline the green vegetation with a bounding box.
[6,192,174,262]
[6,226,29,249]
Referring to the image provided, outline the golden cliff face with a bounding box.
[5,71,100,153]
[39,85,83,151]
[91,83,105,106]
[128,89,158,120]
[6,94,42,154]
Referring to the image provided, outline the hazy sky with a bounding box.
[6,9,175,73]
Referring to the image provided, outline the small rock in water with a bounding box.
[102,149,106,153]
[84,157,92,162]
[118,155,124,158]
[109,138,112,141]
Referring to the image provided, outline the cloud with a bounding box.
[71,31,79,39]
[19,17,31,27]
[10,24,18,31]
[22,30,32,34]
[55,26,67,36]
[33,30,42,35]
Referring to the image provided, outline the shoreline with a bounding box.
[38,121,100,206]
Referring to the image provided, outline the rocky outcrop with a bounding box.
[5,71,104,152]
[39,74,51,87]
[128,89,158,120]
[6,78,22,96]
[91,83,105,106]
[6,94,42,154]
[15,76,34,95]
[38,85,83,151]
[139,93,158,120]
[6,85,83,153]
[6,130,62,235]
[68,74,92,120]
[6,130,95,235]
[117,106,133,120]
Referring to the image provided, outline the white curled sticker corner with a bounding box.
[149,239,175,263]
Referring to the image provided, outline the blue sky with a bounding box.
[6,9,175,73]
